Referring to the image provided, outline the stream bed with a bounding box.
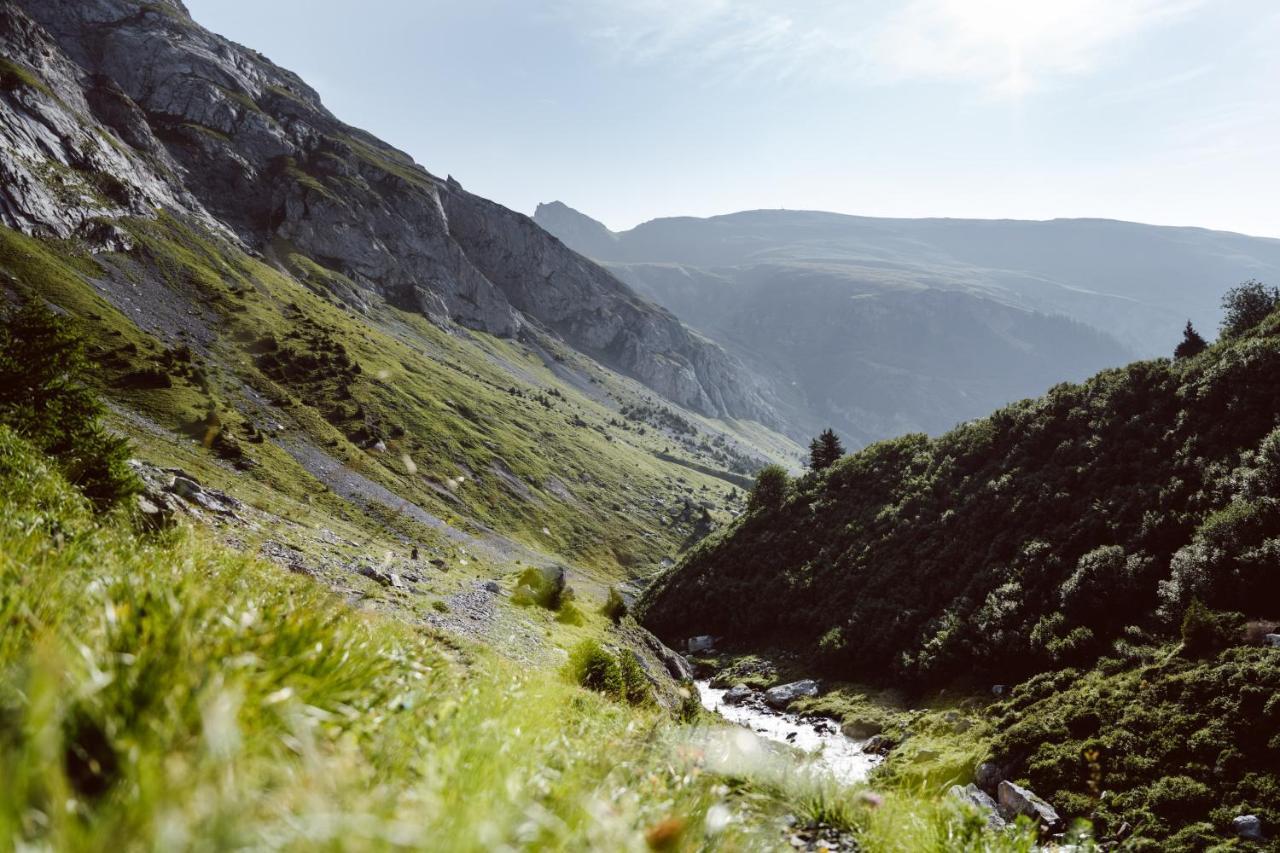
[695,680,882,785]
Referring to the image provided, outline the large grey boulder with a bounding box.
[723,684,754,705]
[1232,814,1264,841]
[997,781,1062,832]
[949,784,1006,831]
[764,679,819,709]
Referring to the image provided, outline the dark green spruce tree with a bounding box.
[807,428,845,471]
[1173,320,1208,359]
[0,302,138,509]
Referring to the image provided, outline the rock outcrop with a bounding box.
[948,784,1006,831]
[1,0,774,422]
[996,781,1062,833]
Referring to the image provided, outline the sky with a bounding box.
[184,0,1280,237]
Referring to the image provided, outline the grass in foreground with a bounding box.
[0,426,1044,850]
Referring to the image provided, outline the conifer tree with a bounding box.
[1173,320,1208,359]
[748,464,789,512]
[807,428,845,471]
[0,302,138,508]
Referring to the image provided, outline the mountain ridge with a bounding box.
[537,201,1187,446]
[534,202,1280,353]
[1,0,777,425]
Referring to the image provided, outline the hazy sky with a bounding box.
[184,0,1280,237]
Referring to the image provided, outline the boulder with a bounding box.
[666,655,694,682]
[840,718,884,739]
[723,684,754,705]
[949,784,1006,831]
[134,491,177,529]
[862,734,896,755]
[636,629,695,682]
[687,635,715,653]
[482,580,501,594]
[1232,814,1264,841]
[765,680,819,709]
[167,475,238,515]
[975,761,1003,794]
[997,781,1062,832]
[170,476,203,501]
[356,564,393,586]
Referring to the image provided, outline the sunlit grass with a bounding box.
[0,427,1043,850]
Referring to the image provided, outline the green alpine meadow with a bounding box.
[1,0,1277,850]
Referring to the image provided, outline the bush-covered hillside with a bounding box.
[641,298,1280,686]
[639,291,1280,846]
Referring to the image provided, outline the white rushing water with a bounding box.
[695,680,881,785]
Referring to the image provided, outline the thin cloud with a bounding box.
[564,0,1205,95]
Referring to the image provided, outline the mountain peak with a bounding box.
[534,201,618,260]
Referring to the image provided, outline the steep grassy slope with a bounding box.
[640,302,1280,846]
[0,426,757,849]
[0,216,792,579]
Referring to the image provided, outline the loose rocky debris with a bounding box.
[783,817,857,852]
[258,540,314,576]
[132,461,244,526]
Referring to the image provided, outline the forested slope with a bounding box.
[640,290,1280,845]
[642,293,1280,684]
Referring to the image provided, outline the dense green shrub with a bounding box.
[567,640,623,697]
[512,565,568,610]
[747,464,789,512]
[988,647,1280,847]
[601,586,628,622]
[0,302,138,509]
[1221,280,1280,338]
[565,640,649,705]
[1179,600,1244,656]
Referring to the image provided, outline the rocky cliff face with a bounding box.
[0,0,774,423]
